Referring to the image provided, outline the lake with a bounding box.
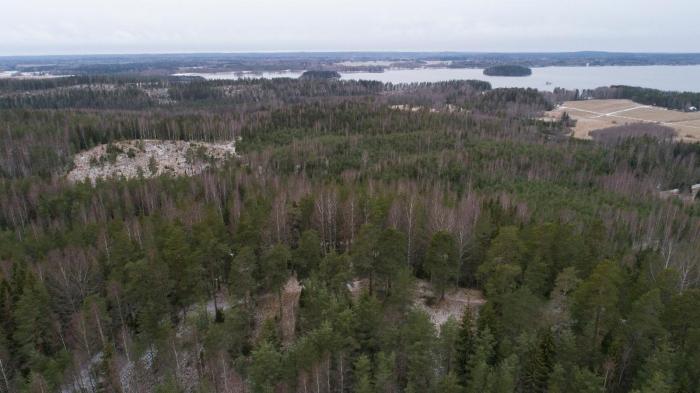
[175,65,700,92]
[174,71,305,80]
[0,71,73,79]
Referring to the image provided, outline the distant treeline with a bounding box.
[4,52,700,76]
[0,75,174,92]
[589,123,677,145]
[587,85,700,111]
[0,76,497,111]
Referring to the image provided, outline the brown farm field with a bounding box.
[545,99,700,141]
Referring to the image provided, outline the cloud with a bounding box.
[1,0,698,55]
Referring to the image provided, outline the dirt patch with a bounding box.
[559,99,638,114]
[545,99,700,142]
[348,278,484,327]
[254,276,302,345]
[67,139,236,183]
[347,278,369,301]
[414,280,485,327]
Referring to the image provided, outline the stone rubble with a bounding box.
[67,139,237,184]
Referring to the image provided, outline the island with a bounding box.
[483,65,533,77]
[299,70,342,80]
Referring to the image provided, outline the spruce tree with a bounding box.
[374,351,395,393]
[466,327,496,393]
[354,355,373,393]
[523,329,555,393]
[436,371,462,393]
[456,307,476,385]
[249,341,282,393]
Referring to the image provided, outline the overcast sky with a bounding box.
[2,0,699,55]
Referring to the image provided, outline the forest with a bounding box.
[1,74,700,393]
[587,86,700,111]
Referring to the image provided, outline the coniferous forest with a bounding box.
[1,75,700,393]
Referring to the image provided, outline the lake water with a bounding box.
[174,71,304,80]
[176,65,700,92]
[0,71,73,79]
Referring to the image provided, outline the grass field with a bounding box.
[545,99,700,141]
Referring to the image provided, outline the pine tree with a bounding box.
[124,257,171,346]
[229,246,256,305]
[572,260,624,362]
[571,366,605,393]
[633,341,675,392]
[375,228,406,292]
[260,244,291,318]
[298,277,336,332]
[318,251,352,295]
[105,221,143,277]
[523,255,550,297]
[94,344,122,393]
[352,224,380,294]
[484,226,525,267]
[484,263,522,299]
[12,273,56,373]
[147,155,158,175]
[293,229,322,278]
[158,221,203,315]
[354,293,383,352]
[425,231,459,300]
[234,196,270,252]
[193,208,232,315]
[258,318,281,349]
[260,244,290,295]
[632,372,672,393]
[385,267,415,314]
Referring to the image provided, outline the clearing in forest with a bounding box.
[67,139,237,183]
[414,280,485,327]
[545,99,700,141]
[348,278,486,327]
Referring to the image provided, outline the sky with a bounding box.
[1,0,699,56]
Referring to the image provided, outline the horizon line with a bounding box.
[3,49,700,59]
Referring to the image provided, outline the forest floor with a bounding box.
[78,276,478,393]
[414,280,485,326]
[544,99,700,141]
[349,278,485,327]
[253,277,303,345]
[197,277,303,346]
[67,139,237,183]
